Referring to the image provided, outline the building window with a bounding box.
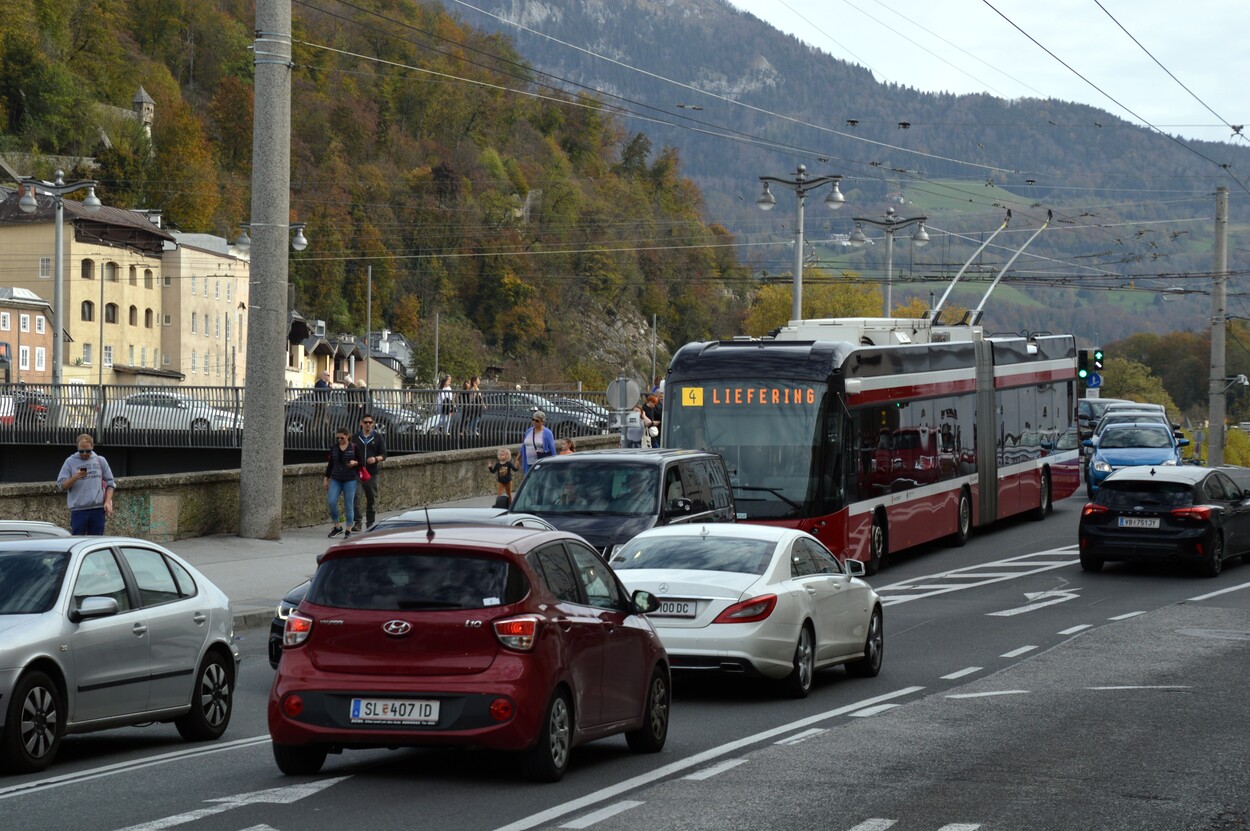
[163,314,172,326]
[128,345,135,365]
[0,312,8,331]
[129,305,138,326]
[145,309,153,328]
[35,315,45,334]
[103,345,113,367]
[191,314,197,334]
[141,346,146,366]
[204,314,209,336]
[18,346,29,371]
[105,262,119,282]
[215,279,220,299]
[163,275,171,287]
[227,281,232,302]
[162,353,170,366]
[225,317,231,341]
[34,347,45,372]
[191,350,197,374]
[145,269,154,289]
[39,257,51,278]
[104,303,118,324]
[203,277,209,296]
[81,301,94,322]
[81,259,94,280]
[215,315,221,338]
[19,314,29,333]
[82,344,93,365]
[191,278,196,296]
[128,265,137,285]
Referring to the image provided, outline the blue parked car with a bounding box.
[1083,422,1189,498]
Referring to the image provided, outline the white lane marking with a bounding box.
[559,801,644,829]
[1188,581,1250,601]
[987,590,1080,617]
[946,691,1030,699]
[938,825,983,831]
[489,686,925,831]
[848,704,899,718]
[237,827,280,831]
[1058,624,1092,635]
[847,821,898,831]
[0,735,272,801]
[1086,685,1192,691]
[115,778,349,831]
[683,759,749,781]
[1108,611,1146,620]
[775,728,827,745]
[941,666,983,680]
[878,548,1079,606]
[1000,645,1038,658]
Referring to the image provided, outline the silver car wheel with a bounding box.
[20,685,58,760]
[201,661,231,728]
[547,696,571,770]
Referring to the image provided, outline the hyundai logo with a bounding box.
[382,620,412,637]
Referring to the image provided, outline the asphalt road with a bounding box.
[3,498,1249,831]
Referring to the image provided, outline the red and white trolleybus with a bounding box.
[662,318,1082,573]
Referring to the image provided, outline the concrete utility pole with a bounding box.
[1208,186,1230,466]
[239,0,293,539]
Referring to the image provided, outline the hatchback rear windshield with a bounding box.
[1099,427,1173,449]
[611,536,775,575]
[1096,482,1193,509]
[307,552,528,611]
[0,550,70,615]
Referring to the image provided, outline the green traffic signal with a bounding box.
[1093,347,1105,370]
[1078,349,1089,379]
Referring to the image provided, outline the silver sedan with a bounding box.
[0,537,239,773]
[612,524,883,697]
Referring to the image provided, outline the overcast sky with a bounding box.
[727,0,1248,146]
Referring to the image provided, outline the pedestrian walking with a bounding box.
[465,375,485,436]
[520,410,556,475]
[324,427,363,539]
[353,412,386,531]
[56,434,116,535]
[489,447,520,505]
[313,370,333,435]
[643,393,663,447]
[435,375,455,433]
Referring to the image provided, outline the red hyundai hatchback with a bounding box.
[268,525,670,781]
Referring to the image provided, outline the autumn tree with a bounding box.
[743,269,881,336]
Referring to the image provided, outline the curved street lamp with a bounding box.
[848,207,929,316]
[757,165,845,322]
[18,170,101,385]
[232,221,308,254]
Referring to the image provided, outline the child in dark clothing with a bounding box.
[488,447,520,502]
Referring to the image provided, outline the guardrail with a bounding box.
[0,384,623,453]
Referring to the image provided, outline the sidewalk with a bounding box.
[167,493,496,630]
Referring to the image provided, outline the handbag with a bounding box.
[359,465,372,482]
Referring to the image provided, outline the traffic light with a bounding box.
[1078,349,1089,379]
[1093,347,1105,371]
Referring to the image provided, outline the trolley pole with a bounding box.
[1208,186,1229,466]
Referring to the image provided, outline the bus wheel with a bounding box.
[866,514,887,576]
[1031,470,1052,521]
[951,489,971,547]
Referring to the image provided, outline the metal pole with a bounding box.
[365,265,372,386]
[1208,186,1230,466]
[52,198,63,386]
[883,227,894,317]
[433,312,439,385]
[239,0,293,540]
[98,263,104,388]
[792,188,805,322]
[650,314,656,386]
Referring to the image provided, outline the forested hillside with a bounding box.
[0,0,748,383]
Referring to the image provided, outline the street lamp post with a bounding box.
[848,207,929,317]
[18,170,101,385]
[757,165,845,322]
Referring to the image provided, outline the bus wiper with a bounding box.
[732,485,802,510]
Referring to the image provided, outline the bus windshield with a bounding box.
[664,380,826,520]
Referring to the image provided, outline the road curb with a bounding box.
[234,608,276,631]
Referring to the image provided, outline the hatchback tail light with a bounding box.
[494,615,540,651]
[1171,506,1212,521]
[283,612,314,648]
[713,594,778,624]
[1081,503,1108,517]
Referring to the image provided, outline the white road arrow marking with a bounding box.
[987,589,1080,617]
[114,777,349,831]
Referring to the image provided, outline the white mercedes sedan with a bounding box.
[611,524,882,697]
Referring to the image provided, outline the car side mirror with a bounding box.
[632,589,661,615]
[666,497,693,515]
[844,559,866,578]
[1177,438,1191,447]
[1082,439,1094,447]
[72,595,119,622]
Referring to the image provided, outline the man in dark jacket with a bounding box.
[353,412,386,531]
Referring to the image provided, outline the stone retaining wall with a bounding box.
[5,435,621,540]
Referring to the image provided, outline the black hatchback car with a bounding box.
[1078,465,1250,577]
